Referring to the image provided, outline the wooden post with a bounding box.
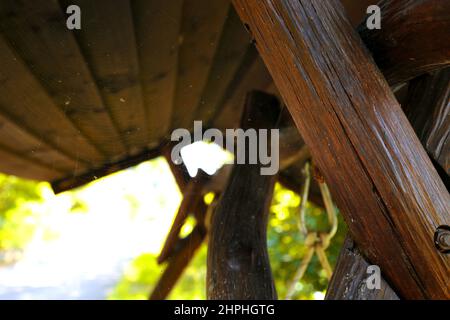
[233,0,450,299]
[326,236,399,300]
[207,91,279,299]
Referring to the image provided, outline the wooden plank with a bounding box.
[161,142,190,192]
[359,0,450,86]
[0,112,82,175]
[207,91,279,300]
[158,174,207,264]
[51,146,161,194]
[64,0,148,154]
[192,8,252,123]
[0,34,103,165]
[0,145,61,181]
[132,0,183,145]
[404,68,450,175]
[233,0,450,299]
[170,0,229,131]
[326,236,399,300]
[0,0,126,158]
[150,225,206,300]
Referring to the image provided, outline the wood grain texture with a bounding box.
[158,174,208,264]
[404,68,450,175]
[0,0,125,158]
[192,8,251,124]
[0,112,81,174]
[0,34,103,166]
[170,0,229,131]
[51,146,160,194]
[0,144,61,181]
[132,0,183,145]
[233,0,450,299]
[212,50,272,131]
[207,91,279,300]
[65,0,148,155]
[150,225,206,300]
[326,236,399,300]
[359,0,450,86]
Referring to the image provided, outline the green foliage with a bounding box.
[0,174,44,251]
[268,183,347,299]
[110,183,347,300]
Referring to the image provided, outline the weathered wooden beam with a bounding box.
[233,0,450,299]
[51,146,161,194]
[359,0,450,86]
[207,91,279,300]
[157,174,208,264]
[326,236,399,300]
[149,225,206,300]
[161,142,191,193]
[404,68,450,176]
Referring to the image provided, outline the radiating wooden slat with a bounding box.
[64,0,148,154]
[0,35,103,166]
[212,51,272,131]
[0,145,62,181]
[132,0,183,145]
[0,0,126,159]
[192,8,251,123]
[170,0,229,131]
[0,111,82,175]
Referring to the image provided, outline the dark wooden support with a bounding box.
[404,68,450,176]
[207,91,279,300]
[326,236,399,300]
[158,174,208,264]
[161,142,191,192]
[233,0,450,299]
[359,0,450,86]
[327,69,449,300]
[51,146,161,193]
[150,225,206,300]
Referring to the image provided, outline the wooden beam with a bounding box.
[51,146,161,194]
[233,0,450,299]
[157,174,208,264]
[326,236,399,300]
[161,142,190,192]
[359,0,450,86]
[207,91,279,300]
[150,225,206,300]
[404,68,450,176]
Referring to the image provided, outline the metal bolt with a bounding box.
[434,225,450,254]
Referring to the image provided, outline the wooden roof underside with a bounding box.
[0,0,372,191]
